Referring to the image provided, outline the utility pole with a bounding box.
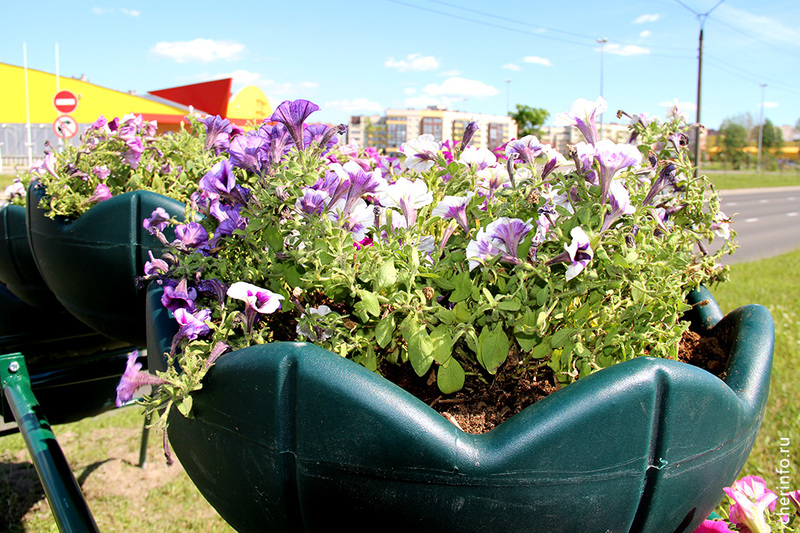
[757,83,766,173]
[675,0,726,175]
[505,79,511,115]
[597,38,608,140]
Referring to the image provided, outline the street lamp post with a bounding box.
[597,38,608,140]
[757,83,766,173]
[505,79,511,115]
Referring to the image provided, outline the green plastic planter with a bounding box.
[26,181,185,346]
[148,285,773,533]
[0,204,60,309]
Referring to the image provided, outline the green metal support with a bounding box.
[0,352,99,532]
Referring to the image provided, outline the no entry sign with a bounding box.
[53,90,79,114]
[53,115,78,139]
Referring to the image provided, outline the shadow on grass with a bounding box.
[0,460,45,532]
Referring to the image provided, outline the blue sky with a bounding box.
[3,0,800,131]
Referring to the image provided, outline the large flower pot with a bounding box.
[148,285,773,533]
[26,181,185,346]
[0,204,60,309]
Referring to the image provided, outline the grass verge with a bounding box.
[711,248,800,493]
[705,171,800,190]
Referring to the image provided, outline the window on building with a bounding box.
[387,123,407,148]
[421,117,443,141]
[488,123,505,150]
[452,120,468,142]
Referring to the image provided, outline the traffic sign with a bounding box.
[53,90,79,114]
[53,115,78,139]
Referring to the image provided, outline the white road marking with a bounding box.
[759,199,769,203]
[745,218,759,223]
[726,202,738,206]
[787,212,798,217]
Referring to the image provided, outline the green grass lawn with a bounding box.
[705,171,800,191]
[711,248,800,494]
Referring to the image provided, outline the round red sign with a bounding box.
[53,90,79,114]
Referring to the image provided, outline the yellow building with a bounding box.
[0,62,272,171]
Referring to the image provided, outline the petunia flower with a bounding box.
[92,165,111,180]
[505,136,544,164]
[296,305,333,342]
[593,139,642,204]
[458,146,497,170]
[87,183,112,203]
[144,250,169,277]
[173,221,209,250]
[554,96,607,146]
[228,131,270,175]
[115,350,165,407]
[475,164,511,203]
[171,308,212,354]
[143,207,171,235]
[465,217,534,270]
[710,211,732,240]
[692,520,734,533]
[431,192,474,234]
[296,189,331,217]
[161,278,197,313]
[401,134,440,172]
[378,177,433,228]
[198,160,250,205]
[227,282,284,315]
[202,114,233,154]
[268,99,320,151]
[601,179,636,232]
[459,121,479,152]
[546,227,594,281]
[724,483,777,533]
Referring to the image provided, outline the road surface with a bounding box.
[716,186,800,264]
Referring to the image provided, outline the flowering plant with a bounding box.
[119,97,735,428]
[11,113,224,218]
[695,476,800,533]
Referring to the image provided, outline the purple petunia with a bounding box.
[268,99,320,151]
[115,350,165,407]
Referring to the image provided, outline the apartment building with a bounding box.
[348,107,518,154]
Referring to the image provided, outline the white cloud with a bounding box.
[502,63,522,71]
[439,69,461,77]
[404,87,417,95]
[92,7,140,16]
[404,95,444,108]
[604,44,650,56]
[523,56,553,67]
[384,53,440,72]
[634,13,660,24]
[762,102,779,109]
[640,30,651,38]
[324,98,384,114]
[151,39,245,63]
[423,77,500,98]
[717,5,800,44]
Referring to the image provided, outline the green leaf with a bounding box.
[477,323,509,374]
[404,317,434,377]
[375,314,396,348]
[430,324,454,364]
[452,301,471,323]
[264,225,284,252]
[376,259,398,291]
[356,290,381,317]
[550,327,574,348]
[176,396,193,417]
[437,358,465,394]
[450,271,472,302]
[497,298,521,312]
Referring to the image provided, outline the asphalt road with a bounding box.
[715,186,800,265]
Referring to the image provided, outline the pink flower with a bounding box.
[115,350,165,407]
[724,479,777,533]
[87,183,112,203]
[693,519,733,533]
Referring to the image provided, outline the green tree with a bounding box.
[758,118,784,151]
[508,104,549,138]
[719,117,749,169]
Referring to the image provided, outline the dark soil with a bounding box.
[384,327,730,435]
